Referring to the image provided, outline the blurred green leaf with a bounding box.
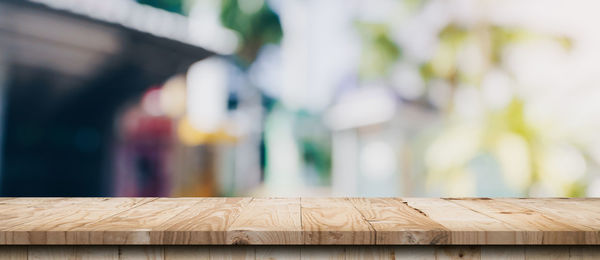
[220,0,282,65]
[356,23,401,79]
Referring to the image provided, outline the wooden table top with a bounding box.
[0,197,598,245]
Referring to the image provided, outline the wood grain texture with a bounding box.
[481,246,525,260]
[500,199,600,245]
[0,198,599,245]
[447,198,598,244]
[208,246,254,260]
[76,246,119,260]
[350,198,448,244]
[28,246,76,260]
[160,198,251,244]
[1,198,155,245]
[299,246,345,260]
[344,246,395,259]
[403,198,520,244]
[435,246,480,260]
[76,198,204,245]
[228,198,302,244]
[0,246,27,260]
[120,246,163,260]
[393,246,435,260]
[0,198,73,230]
[569,246,600,260]
[164,246,209,260]
[498,199,600,227]
[1,245,598,259]
[301,198,375,244]
[255,246,300,260]
[524,246,569,260]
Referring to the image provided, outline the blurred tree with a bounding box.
[355,1,582,196]
[220,0,282,66]
[356,23,402,79]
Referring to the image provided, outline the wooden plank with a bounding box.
[447,198,588,244]
[435,246,480,260]
[301,198,374,245]
[498,199,600,229]
[75,246,119,259]
[0,199,81,244]
[499,199,600,244]
[569,246,600,260]
[393,246,436,260]
[2,198,155,245]
[0,198,137,223]
[75,198,204,244]
[0,198,598,246]
[7,246,119,260]
[209,246,254,260]
[3,245,598,259]
[524,246,569,260]
[300,246,345,260]
[0,198,64,206]
[160,198,251,244]
[120,246,164,260]
[350,198,448,244]
[28,246,76,260]
[403,198,519,244]
[256,246,300,259]
[227,198,302,245]
[164,246,209,260]
[0,246,27,260]
[480,246,525,260]
[0,198,71,229]
[344,246,394,259]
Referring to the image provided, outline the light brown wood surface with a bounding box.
[301,198,374,244]
[0,198,599,245]
[1,246,598,260]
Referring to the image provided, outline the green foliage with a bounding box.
[566,182,587,197]
[438,24,469,49]
[356,23,401,79]
[220,0,282,65]
[501,99,535,140]
[399,18,580,195]
[403,0,427,11]
[295,111,332,185]
[490,26,573,63]
[419,63,435,84]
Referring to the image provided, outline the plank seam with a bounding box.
[397,198,430,217]
[224,197,255,242]
[299,197,304,245]
[500,200,596,231]
[228,197,254,227]
[347,198,377,245]
[442,198,524,231]
[447,198,586,231]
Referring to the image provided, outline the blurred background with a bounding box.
[1,0,599,197]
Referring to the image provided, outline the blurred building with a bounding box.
[0,0,211,195]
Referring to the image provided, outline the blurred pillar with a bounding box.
[279,0,359,112]
[331,130,359,196]
[264,107,303,195]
